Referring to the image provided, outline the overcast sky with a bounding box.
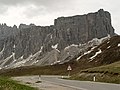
[0,0,119,34]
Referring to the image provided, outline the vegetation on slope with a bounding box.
[70,61,120,84]
[82,61,120,74]
[0,76,37,90]
[0,60,95,77]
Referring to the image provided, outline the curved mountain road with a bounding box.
[13,75,120,90]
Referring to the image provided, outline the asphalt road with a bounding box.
[41,75,120,90]
[12,75,120,90]
[12,75,75,90]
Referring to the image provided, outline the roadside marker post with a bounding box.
[67,65,72,77]
[93,75,96,82]
[39,75,41,81]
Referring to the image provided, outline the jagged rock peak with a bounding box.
[19,23,36,29]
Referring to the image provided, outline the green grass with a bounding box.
[0,60,94,77]
[0,76,37,90]
[70,61,120,84]
[82,61,120,74]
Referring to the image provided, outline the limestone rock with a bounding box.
[0,9,115,69]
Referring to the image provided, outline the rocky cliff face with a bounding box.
[0,9,115,69]
[54,9,114,43]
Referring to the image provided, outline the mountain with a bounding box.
[76,36,120,65]
[0,9,115,69]
[0,36,120,77]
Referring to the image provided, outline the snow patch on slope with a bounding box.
[13,54,33,68]
[50,34,53,39]
[76,47,96,61]
[0,46,5,56]
[52,44,58,49]
[52,44,60,52]
[107,41,110,44]
[84,50,92,55]
[32,60,39,64]
[90,49,102,60]
[0,54,13,68]
[64,44,78,50]
[107,46,111,49]
[118,44,120,47]
[40,46,43,53]
[76,55,83,61]
[51,60,60,65]
[76,35,110,61]
[12,46,44,68]
[20,56,24,59]
[88,35,110,46]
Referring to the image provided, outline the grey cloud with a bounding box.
[0,4,8,14]
[0,0,70,16]
[23,5,47,18]
[0,0,119,34]
[0,0,30,5]
[0,0,69,7]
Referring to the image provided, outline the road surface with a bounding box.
[13,75,120,90]
[12,75,75,90]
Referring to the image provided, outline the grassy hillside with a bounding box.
[82,61,120,74]
[0,76,37,90]
[70,61,120,84]
[0,60,95,76]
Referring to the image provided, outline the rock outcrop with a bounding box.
[54,9,114,43]
[0,9,115,69]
